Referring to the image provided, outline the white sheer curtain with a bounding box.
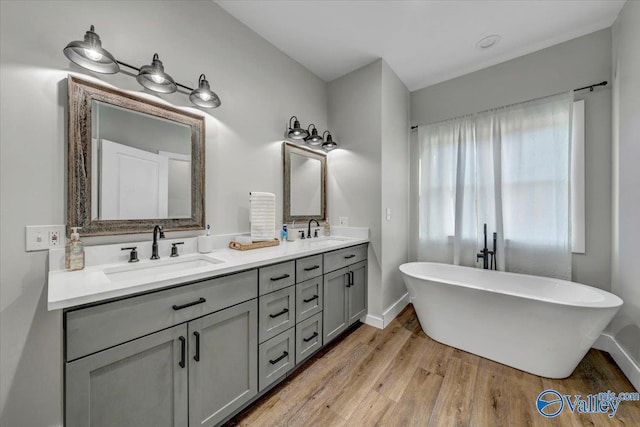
[418,92,573,279]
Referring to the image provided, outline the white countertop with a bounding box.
[48,228,369,311]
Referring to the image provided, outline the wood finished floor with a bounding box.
[226,305,639,426]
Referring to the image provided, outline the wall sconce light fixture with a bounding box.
[63,25,120,74]
[322,130,338,151]
[63,25,221,109]
[287,116,309,140]
[305,124,323,146]
[189,74,221,108]
[136,53,177,94]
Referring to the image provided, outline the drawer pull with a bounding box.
[303,295,319,303]
[193,331,200,362]
[172,297,206,311]
[269,308,289,318]
[270,274,291,281]
[344,254,356,259]
[178,336,186,368]
[303,332,319,343]
[303,265,320,271]
[269,351,289,365]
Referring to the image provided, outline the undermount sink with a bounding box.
[104,255,224,282]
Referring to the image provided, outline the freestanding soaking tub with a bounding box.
[399,262,623,378]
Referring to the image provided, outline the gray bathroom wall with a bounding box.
[611,0,640,368]
[328,59,410,325]
[328,60,384,321]
[0,1,327,425]
[380,62,410,316]
[410,29,613,291]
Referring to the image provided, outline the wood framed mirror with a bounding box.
[282,142,326,223]
[67,76,205,236]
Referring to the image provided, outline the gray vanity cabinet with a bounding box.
[65,324,189,427]
[65,270,258,427]
[188,299,257,427]
[323,246,368,345]
[347,260,368,324]
[323,267,350,343]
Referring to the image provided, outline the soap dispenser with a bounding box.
[65,227,85,271]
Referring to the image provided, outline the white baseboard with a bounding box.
[363,293,411,330]
[363,314,383,329]
[592,333,639,392]
[381,293,410,328]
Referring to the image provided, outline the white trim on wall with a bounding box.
[592,333,640,392]
[363,292,410,329]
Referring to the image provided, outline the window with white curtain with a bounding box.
[417,92,574,279]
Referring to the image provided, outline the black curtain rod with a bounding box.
[574,80,607,93]
[410,81,608,130]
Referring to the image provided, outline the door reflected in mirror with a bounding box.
[91,101,192,220]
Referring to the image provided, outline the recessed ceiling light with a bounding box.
[476,35,501,50]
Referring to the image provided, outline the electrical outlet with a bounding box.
[339,217,349,226]
[26,225,66,251]
[49,230,60,246]
[386,208,392,221]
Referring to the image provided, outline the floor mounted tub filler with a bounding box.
[399,262,623,378]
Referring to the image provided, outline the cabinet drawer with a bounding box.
[295,254,323,282]
[258,328,295,391]
[258,286,296,343]
[66,269,258,361]
[296,277,323,322]
[259,261,295,295]
[296,312,323,365]
[323,244,368,273]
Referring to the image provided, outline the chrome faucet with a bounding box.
[151,225,165,260]
[307,219,320,238]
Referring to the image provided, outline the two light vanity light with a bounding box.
[63,25,221,109]
[287,116,337,151]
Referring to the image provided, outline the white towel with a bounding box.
[250,192,276,241]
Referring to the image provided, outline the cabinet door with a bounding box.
[323,267,349,344]
[66,324,188,427]
[348,260,368,325]
[188,299,258,427]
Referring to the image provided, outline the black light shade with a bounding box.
[63,25,120,74]
[305,124,323,146]
[136,53,177,94]
[189,74,221,108]
[288,116,309,140]
[322,130,338,151]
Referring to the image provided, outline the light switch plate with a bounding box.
[339,217,349,226]
[26,225,66,251]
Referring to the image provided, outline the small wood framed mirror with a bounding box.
[282,142,326,223]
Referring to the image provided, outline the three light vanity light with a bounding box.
[287,116,338,151]
[63,25,221,108]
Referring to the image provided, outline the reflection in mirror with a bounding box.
[283,142,326,223]
[91,101,192,220]
[68,76,205,236]
[290,153,321,216]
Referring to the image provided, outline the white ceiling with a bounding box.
[215,0,625,92]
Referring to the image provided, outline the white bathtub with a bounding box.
[399,262,623,378]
